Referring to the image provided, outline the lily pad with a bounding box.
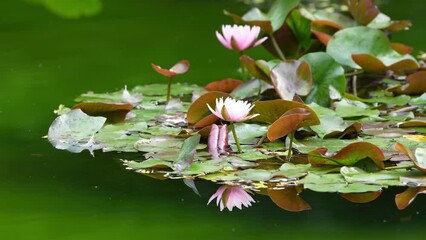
[48,109,106,155]
[327,26,418,71]
[268,187,311,212]
[299,52,346,107]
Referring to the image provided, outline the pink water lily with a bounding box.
[216,25,268,51]
[207,97,259,122]
[208,185,255,211]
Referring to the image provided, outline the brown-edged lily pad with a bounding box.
[389,71,426,95]
[267,108,311,142]
[346,0,379,25]
[308,142,385,169]
[252,99,319,127]
[268,186,311,212]
[395,143,426,172]
[204,79,243,93]
[72,102,133,123]
[340,191,381,203]
[395,187,426,210]
[240,55,272,83]
[152,60,190,78]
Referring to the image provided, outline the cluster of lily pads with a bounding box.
[48,0,426,212]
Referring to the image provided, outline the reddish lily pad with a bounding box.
[204,79,243,93]
[72,102,133,123]
[268,186,311,212]
[395,142,426,172]
[390,42,413,55]
[187,91,229,127]
[310,20,340,46]
[395,187,426,210]
[270,60,312,101]
[267,108,311,142]
[346,0,379,25]
[251,99,319,127]
[340,191,382,203]
[308,142,385,169]
[152,60,190,78]
[240,55,271,83]
[389,71,426,95]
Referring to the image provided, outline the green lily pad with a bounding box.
[299,52,346,107]
[327,26,418,71]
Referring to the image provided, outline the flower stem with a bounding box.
[166,77,173,103]
[230,122,242,153]
[239,51,247,81]
[286,132,294,161]
[256,133,267,147]
[269,34,286,60]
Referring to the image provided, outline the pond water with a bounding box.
[1,0,426,239]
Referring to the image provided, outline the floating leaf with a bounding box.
[187,92,229,126]
[340,191,381,203]
[268,187,311,212]
[299,52,346,107]
[48,109,106,155]
[270,60,312,100]
[346,0,379,25]
[389,71,426,95]
[231,79,272,100]
[327,26,418,71]
[395,187,426,210]
[334,99,380,119]
[152,60,190,78]
[252,99,319,127]
[72,102,133,124]
[390,42,413,55]
[395,142,426,172]
[308,142,385,169]
[267,108,311,142]
[204,79,243,93]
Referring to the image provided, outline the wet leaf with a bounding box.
[327,26,418,71]
[187,92,229,126]
[152,60,190,78]
[340,191,381,203]
[299,52,346,107]
[346,0,379,25]
[308,142,385,169]
[268,187,311,212]
[252,99,320,127]
[395,187,426,210]
[48,109,106,155]
[267,108,311,141]
[72,102,133,124]
[270,60,312,101]
[204,79,243,93]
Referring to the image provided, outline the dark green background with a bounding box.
[1,0,426,239]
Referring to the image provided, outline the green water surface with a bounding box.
[1,0,426,239]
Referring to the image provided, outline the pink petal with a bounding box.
[254,36,268,47]
[170,60,190,74]
[218,124,228,152]
[207,103,223,120]
[216,31,232,49]
[208,124,219,157]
